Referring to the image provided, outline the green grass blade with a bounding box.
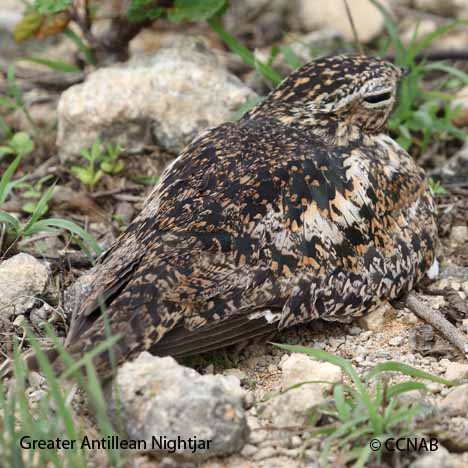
[274,344,383,433]
[333,384,352,422]
[408,20,468,63]
[22,184,55,231]
[84,360,122,466]
[353,444,374,468]
[369,0,404,62]
[207,17,282,85]
[23,327,79,442]
[280,45,303,69]
[61,334,121,380]
[386,381,427,399]
[63,27,96,66]
[424,62,468,85]
[22,217,102,256]
[366,361,453,386]
[273,343,361,388]
[17,56,81,73]
[0,154,23,204]
[0,211,21,233]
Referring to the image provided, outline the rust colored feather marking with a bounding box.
[62,55,437,378]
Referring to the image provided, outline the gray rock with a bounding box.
[109,353,249,460]
[440,384,468,415]
[409,446,454,468]
[0,0,22,31]
[260,353,341,427]
[0,253,50,318]
[57,37,256,162]
[444,361,468,381]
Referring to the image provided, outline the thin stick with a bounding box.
[343,0,364,55]
[406,292,468,357]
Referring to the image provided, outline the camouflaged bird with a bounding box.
[59,55,437,377]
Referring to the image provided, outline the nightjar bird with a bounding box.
[60,55,438,377]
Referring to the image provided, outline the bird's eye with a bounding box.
[363,91,392,104]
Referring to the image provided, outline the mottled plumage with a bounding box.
[60,55,437,377]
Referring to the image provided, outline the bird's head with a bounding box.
[247,55,406,145]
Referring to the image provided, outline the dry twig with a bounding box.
[406,292,468,358]
[343,0,363,54]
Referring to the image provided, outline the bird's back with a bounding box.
[63,115,436,374]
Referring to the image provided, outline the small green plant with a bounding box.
[71,140,105,190]
[0,147,101,256]
[274,344,453,468]
[0,132,34,160]
[371,0,468,154]
[0,326,123,467]
[1,182,102,256]
[0,134,35,207]
[72,139,124,190]
[16,175,55,215]
[428,177,447,196]
[0,65,36,130]
[100,143,124,175]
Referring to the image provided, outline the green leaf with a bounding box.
[333,384,352,422]
[280,45,303,69]
[22,327,77,440]
[0,146,14,158]
[63,27,95,65]
[60,334,121,380]
[22,184,55,231]
[90,138,103,161]
[0,212,21,233]
[18,56,80,73]
[71,165,90,181]
[424,62,468,85]
[274,343,383,434]
[23,217,102,255]
[273,343,362,388]
[408,20,468,64]
[208,17,283,86]
[366,361,454,386]
[0,96,17,110]
[127,0,165,22]
[386,382,427,399]
[101,160,124,174]
[34,0,73,15]
[0,154,23,204]
[232,96,264,120]
[369,0,404,63]
[9,132,34,158]
[168,0,227,22]
[22,201,45,215]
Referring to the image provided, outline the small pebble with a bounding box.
[204,364,214,374]
[450,225,468,244]
[253,446,277,460]
[427,382,442,394]
[224,368,248,382]
[348,325,362,336]
[462,281,468,296]
[289,435,302,448]
[241,444,258,457]
[267,364,278,373]
[444,362,468,381]
[389,336,404,346]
